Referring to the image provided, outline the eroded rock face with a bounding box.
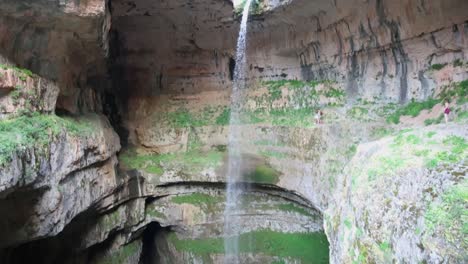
[0,0,467,263]
[0,67,59,119]
[0,115,120,247]
[326,124,467,263]
[113,0,468,104]
[0,0,110,113]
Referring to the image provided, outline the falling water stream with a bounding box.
[223,0,254,262]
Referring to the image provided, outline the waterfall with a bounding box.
[223,0,254,262]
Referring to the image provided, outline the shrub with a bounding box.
[430,63,447,71]
[386,98,440,124]
[453,59,464,67]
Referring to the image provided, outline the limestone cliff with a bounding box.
[0,0,467,263]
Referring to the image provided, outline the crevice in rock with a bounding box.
[151,181,322,213]
[139,222,166,264]
[229,57,236,81]
[0,206,99,264]
[103,24,129,146]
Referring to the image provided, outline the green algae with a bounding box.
[277,203,315,218]
[171,193,221,208]
[168,230,329,263]
[246,164,280,184]
[98,240,140,264]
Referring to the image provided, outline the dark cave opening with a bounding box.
[229,57,236,81]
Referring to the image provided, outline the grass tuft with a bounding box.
[0,114,95,166]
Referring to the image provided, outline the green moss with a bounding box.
[344,218,352,229]
[424,114,443,126]
[216,107,230,125]
[425,179,467,245]
[168,230,329,263]
[161,105,228,128]
[98,240,140,264]
[0,64,34,79]
[258,150,287,159]
[171,193,221,207]
[120,148,224,175]
[453,59,464,67]
[101,210,121,230]
[386,98,440,124]
[424,136,467,168]
[270,108,315,127]
[367,155,406,180]
[379,241,391,252]
[430,63,447,71]
[234,0,262,15]
[443,136,467,155]
[119,151,165,175]
[146,207,166,220]
[0,114,95,166]
[278,203,314,217]
[456,110,468,122]
[371,127,394,139]
[439,80,467,104]
[427,131,437,138]
[347,106,369,121]
[246,165,280,184]
[323,87,346,99]
[168,109,200,127]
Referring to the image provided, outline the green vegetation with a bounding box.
[439,80,468,104]
[168,230,329,263]
[424,136,467,168]
[343,218,352,229]
[245,164,280,184]
[99,241,140,264]
[277,203,314,217]
[146,207,166,219]
[424,114,443,126]
[263,80,319,90]
[269,108,315,127]
[430,63,447,71]
[456,110,468,122]
[424,179,467,246]
[153,79,344,129]
[216,107,230,125]
[120,148,224,176]
[379,80,466,124]
[371,127,394,139]
[156,105,228,128]
[258,150,288,159]
[453,59,464,67]
[234,0,262,15]
[323,87,346,99]
[386,98,440,124]
[172,193,221,208]
[0,64,34,81]
[356,129,467,184]
[166,108,217,128]
[0,114,95,166]
[379,241,391,252]
[347,106,369,121]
